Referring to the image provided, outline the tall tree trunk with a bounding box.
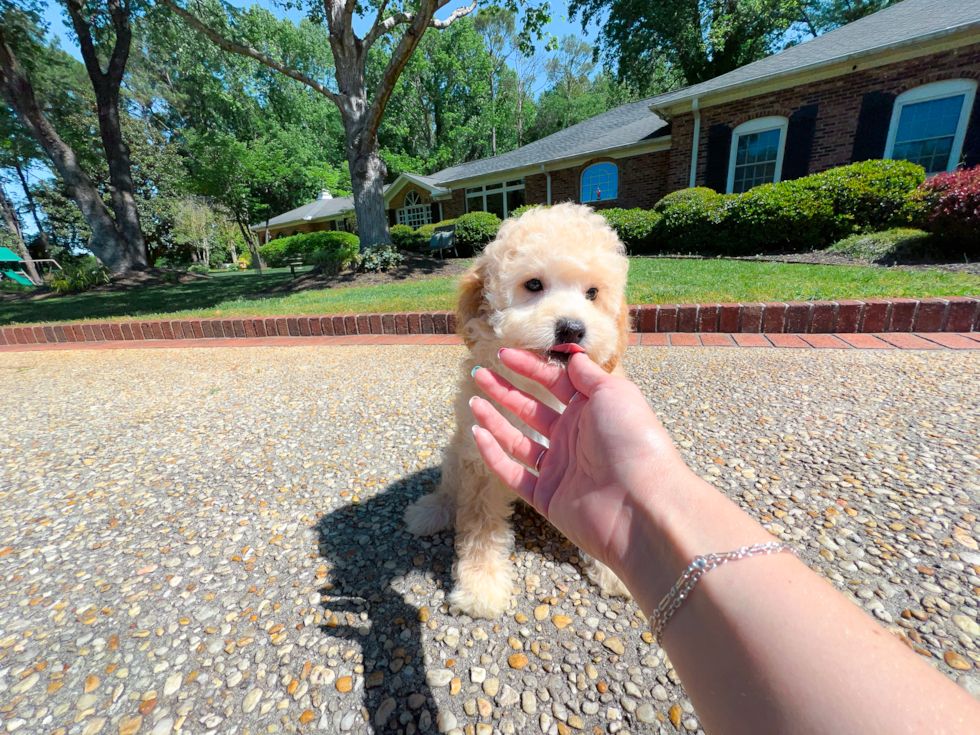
[14,162,50,257]
[66,0,148,271]
[236,217,263,273]
[347,142,391,248]
[0,182,41,284]
[0,29,130,272]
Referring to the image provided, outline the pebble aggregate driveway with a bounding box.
[0,345,978,735]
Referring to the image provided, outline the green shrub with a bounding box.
[188,264,210,276]
[828,228,934,262]
[306,246,359,275]
[723,180,838,254]
[600,208,662,254]
[357,244,405,272]
[802,159,926,234]
[509,204,550,218]
[50,262,111,293]
[653,188,728,253]
[454,212,501,253]
[917,165,980,256]
[389,224,418,250]
[259,231,360,268]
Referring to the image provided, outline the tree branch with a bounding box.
[159,0,341,107]
[365,0,475,138]
[64,0,105,87]
[105,0,133,87]
[364,0,476,50]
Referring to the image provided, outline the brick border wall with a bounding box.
[2,298,978,346]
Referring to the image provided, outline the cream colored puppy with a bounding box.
[405,203,632,618]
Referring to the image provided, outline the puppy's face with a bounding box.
[457,204,630,373]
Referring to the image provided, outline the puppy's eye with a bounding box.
[586,287,598,301]
[525,278,543,292]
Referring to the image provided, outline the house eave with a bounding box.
[436,136,672,190]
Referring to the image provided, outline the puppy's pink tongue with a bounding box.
[551,344,587,355]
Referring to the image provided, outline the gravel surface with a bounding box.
[1,345,979,735]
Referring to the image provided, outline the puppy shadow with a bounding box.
[314,468,456,732]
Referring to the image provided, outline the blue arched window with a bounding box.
[581,162,618,203]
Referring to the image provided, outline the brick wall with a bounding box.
[669,45,980,192]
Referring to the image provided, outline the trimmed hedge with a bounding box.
[259,231,359,268]
[652,188,727,255]
[723,180,838,254]
[454,212,501,252]
[389,224,417,250]
[600,208,661,253]
[412,219,457,252]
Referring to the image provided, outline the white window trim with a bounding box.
[726,116,789,194]
[465,180,525,218]
[580,162,619,203]
[884,79,977,175]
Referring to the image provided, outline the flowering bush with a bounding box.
[918,165,980,254]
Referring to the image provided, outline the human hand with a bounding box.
[469,348,693,576]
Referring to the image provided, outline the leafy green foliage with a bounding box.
[389,225,418,250]
[828,228,934,262]
[188,264,211,275]
[454,212,502,253]
[414,219,458,252]
[509,204,549,218]
[259,231,360,268]
[356,244,405,272]
[599,208,661,253]
[49,261,111,293]
[653,188,728,254]
[723,181,837,254]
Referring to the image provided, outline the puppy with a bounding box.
[404,202,632,618]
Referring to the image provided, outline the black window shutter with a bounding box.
[851,91,895,162]
[961,92,980,169]
[781,104,819,181]
[430,203,440,223]
[704,124,732,193]
[388,208,397,227]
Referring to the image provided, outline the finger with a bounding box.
[470,396,547,469]
[471,425,538,506]
[473,368,562,438]
[565,352,622,399]
[497,348,577,404]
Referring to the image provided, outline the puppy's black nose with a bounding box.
[555,319,586,345]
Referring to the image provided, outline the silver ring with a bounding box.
[534,450,547,472]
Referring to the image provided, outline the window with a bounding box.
[885,80,977,175]
[397,190,432,228]
[727,117,788,194]
[581,163,618,202]
[465,179,525,218]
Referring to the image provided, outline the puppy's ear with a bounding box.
[602,295,632,373]
[456,260,488,347]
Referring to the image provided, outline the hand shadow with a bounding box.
[314,467,456,733]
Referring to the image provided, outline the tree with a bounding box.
[568,0,803,88]
[802,0,900,33]
[159,0,549,248]
[0,177,40,282]
[474,8,515,157]
[0,1,147,271]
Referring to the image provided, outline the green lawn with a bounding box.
[1,258,977,327]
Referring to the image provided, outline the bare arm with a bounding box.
[470,349,980,735]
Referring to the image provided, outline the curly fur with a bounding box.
[405,203,633,618]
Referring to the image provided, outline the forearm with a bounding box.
[614,472,980,735]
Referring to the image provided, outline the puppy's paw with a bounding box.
[451,560,514,618]
[585,557,632,599]
[404,493,454,536]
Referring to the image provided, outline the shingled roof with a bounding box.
[647,0,980,111]
[426,97,670,186]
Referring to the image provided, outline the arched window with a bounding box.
[727,116,788,194]
[885,80,978,175]
[397,189,431,228]
[581,163,618,203]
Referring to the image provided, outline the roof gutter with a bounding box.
[689,98,700,190]
[648,20,980,115]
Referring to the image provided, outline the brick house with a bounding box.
[254,0,980,238]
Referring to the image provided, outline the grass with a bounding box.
[827,228,936,262]
[1,258,978,327]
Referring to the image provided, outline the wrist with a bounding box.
[614,466,774,619]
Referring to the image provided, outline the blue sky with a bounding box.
[42,0,601,62]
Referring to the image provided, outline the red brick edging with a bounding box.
[2,297,979,347]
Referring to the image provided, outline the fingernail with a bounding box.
[497,348,507,359]
[471,366,482,378]
[468,396,478,407]
[470,425,480,436]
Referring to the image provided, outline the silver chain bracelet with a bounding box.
[650,542,798,643]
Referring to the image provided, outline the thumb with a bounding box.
[566,352,621,398]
